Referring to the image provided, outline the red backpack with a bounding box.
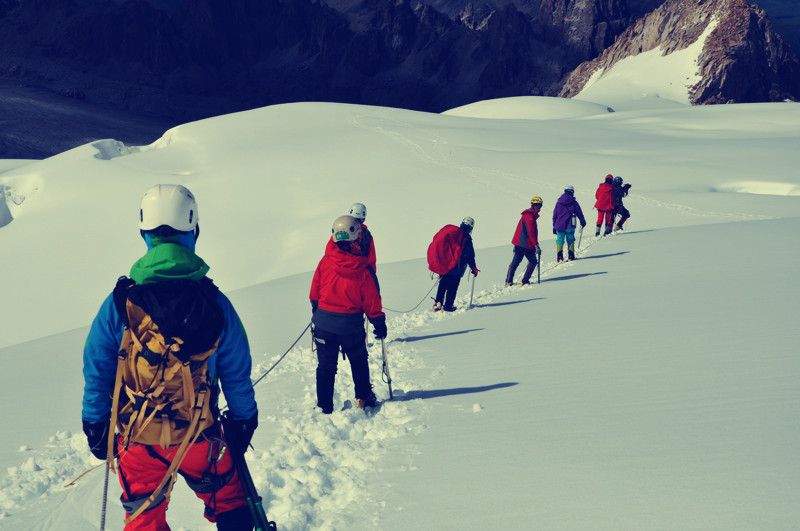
[427,225,465,275]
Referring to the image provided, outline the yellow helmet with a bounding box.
[531,196,543,206]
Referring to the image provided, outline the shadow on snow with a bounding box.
[395,328,484,343]
[576,251,630,260]
[395,382,518,401]
[544,272,607,282]
[473,297,544,308]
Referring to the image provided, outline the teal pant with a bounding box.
[555,227,576,245]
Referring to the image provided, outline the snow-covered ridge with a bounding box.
[1,99,800,350]
[443,96,613,119]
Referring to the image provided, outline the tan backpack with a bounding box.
[108,276,224,522]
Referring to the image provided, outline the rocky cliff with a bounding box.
[0,0,628,122]
[536,0,633,62]
[559,0,800,103]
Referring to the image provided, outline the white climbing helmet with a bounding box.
[139,184,198,232]
[332,215,362,242]
[349,202,367,221]
[461,216,475,230]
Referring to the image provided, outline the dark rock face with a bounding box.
[559,0,800,104]
[0,0,798,158]
[693,0,800,103]
[536,0,633,62]
[0,0,623,124]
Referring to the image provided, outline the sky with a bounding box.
[0,23,799,530]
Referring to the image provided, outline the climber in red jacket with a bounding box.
[594,174,616,236]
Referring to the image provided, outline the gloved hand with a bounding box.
[310,300,318,314]
[581,222,586,228]
[553,228,556,234]
[369,315,387,339]
[227,412,258,454]
[83,419,110,460]
[471,267,479,276]
[534,245,541,254]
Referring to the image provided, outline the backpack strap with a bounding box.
[112,276,136,328]
[107,349,126,473]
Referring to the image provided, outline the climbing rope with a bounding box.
[383,276,439,313]
[251,322,312,388]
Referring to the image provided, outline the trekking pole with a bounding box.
[99,461,110,530]
[381,338,393,400]
[468,271,475,309]
[537,249,541,284]
[578,224,584,249]
[365,316,370,351]
[221,412,277,531]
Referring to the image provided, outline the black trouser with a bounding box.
[435,274,462,310]
[506,246,537,284]
[616,205,630,226]
[314,327,372,413]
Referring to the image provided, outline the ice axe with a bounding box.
[381,338,393,399]
[537,248,542,284]
[469,270,476,309]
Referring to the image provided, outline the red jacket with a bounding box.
[594,182,615,211]
[512,208,539,249]
[310,243,384,332]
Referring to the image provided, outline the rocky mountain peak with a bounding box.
[537,0,633,62]
[558,0,800,104]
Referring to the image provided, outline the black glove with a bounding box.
[581,222,586,228]
[369,315,387,339]
[227,412,258,453]
[310,300,318,314]
[83,419,110,460]
[552,228,556,234]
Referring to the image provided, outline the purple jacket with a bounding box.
[552,193,586,232]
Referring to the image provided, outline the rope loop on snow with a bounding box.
[251,322,312,388]
[383,277,440,313]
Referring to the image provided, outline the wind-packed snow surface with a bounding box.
[1,71,799,529]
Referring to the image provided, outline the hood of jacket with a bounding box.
[130,236,210,284]
[556,193,577,208]
[521,208,540,220]
[325,242,365,276]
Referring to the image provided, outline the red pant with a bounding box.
[596,210,614,228]
[117,434,249,530]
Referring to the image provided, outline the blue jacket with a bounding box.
[82,238,257,423]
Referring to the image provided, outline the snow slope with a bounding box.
[573,17,719,111]
[1,65,799,529]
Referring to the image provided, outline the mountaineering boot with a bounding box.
[433,301,442,312]
[443,306,458,312]
[357,391,378,409]
[505,282,513,287]
[557,250,563,263]
[595,225,601,237]
[614,224,623,232]
[568,250,575,261]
